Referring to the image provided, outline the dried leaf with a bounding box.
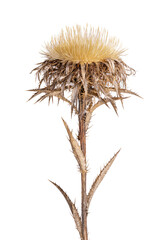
[27,91,42,102]
[107,87,142,98]
[108,97,118,115]
[120,89,142,98]
[30,40,136,116]
[35,91,60,103]
[62,118,86,173]
[87,149,121,207]
[99,85,118,115]
[28,88,79,114]
[49,180,82,240]
[86,101,104,131]
[71,85,79,116]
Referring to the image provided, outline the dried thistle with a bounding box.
[29,25,138,240]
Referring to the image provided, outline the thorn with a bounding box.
[48,179,53,184]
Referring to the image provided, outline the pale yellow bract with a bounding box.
[44,25,126,63]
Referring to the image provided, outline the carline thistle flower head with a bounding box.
[29,25,138,116]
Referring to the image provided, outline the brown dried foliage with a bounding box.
[29,58,137,118]
[62,118,87,173]
[49,180,83,240]
[87,150,121,208]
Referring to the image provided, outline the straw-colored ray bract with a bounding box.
[43,25,125,64]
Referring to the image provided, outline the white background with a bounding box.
[0,0,160,239]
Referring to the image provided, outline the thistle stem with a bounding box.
[78,90,88,240]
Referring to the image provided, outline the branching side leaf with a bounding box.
[87,149,121,208]
[49,180,82,240]
[62,118,86,173]
[85,95,128,132]
[27,89,78,114]
[86,101,104,131]
[106,87,142,98]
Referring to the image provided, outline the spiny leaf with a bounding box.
[112,80,124,107]
[71,85,79,116]
[86,95,127,131]
[101,96,118,115]
[28,88,78,114]
[87,149,121,208]
[86,101,104,131]
[99,85,118,115]
[27,91,42,102]
[120,89,142,98]
[49,180,82,239]
[108,98,118,115]
[107,87,142,98]
[34,92,60,103]
[62,118,86,173]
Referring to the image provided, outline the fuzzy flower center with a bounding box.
[43,25,126,64]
